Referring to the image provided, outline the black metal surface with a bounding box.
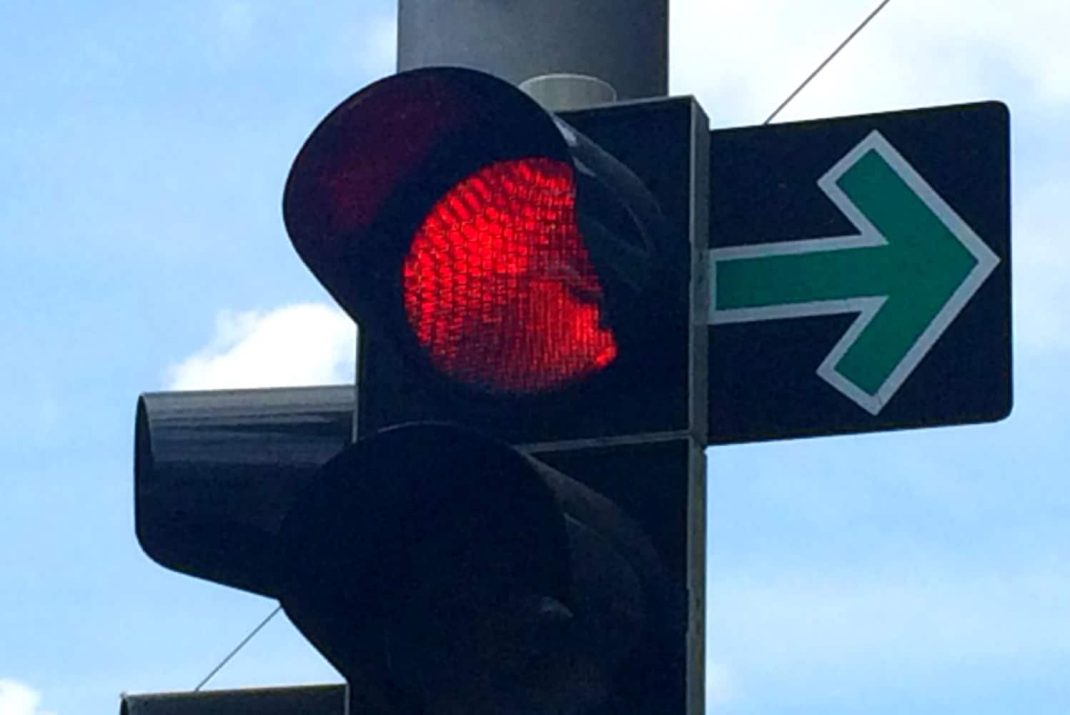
[534,439,690,714]
[135,386,354,596]
[119,684,345,715]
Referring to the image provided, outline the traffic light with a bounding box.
[134,66,709,714]
[283,67,663,391]
[283,67,704,443]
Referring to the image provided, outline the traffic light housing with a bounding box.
[276,423,684,714]
[134,66,709,714]
[284,67,704,443]
[283,68,662,398]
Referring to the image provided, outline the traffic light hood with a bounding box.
[283,67,665,397]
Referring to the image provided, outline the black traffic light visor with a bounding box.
[283,67,568,337]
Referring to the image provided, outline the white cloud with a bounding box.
[165,303,356,390]
[0,680,54,715]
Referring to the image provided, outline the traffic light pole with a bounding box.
[397,0,668,108]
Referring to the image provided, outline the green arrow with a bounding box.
[710,130,1000,415]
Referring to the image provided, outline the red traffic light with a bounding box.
[404,157,617,393]
[283,67,662,396]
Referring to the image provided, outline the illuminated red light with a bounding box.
[402,158,618,394]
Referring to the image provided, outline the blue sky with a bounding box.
[2,1,1069,713]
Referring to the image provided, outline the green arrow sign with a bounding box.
[710,130,1000,415]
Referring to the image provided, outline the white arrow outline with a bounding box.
[708,130,1000,416]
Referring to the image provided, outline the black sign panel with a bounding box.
[708,102,1011,444]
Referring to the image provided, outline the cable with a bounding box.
[193,605,282,691]
[763,0,895,124]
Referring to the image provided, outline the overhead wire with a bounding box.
[193,605,283,692]
[763,0,895,124]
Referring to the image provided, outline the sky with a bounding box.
[1,1,1068,713]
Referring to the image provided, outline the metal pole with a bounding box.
[397,0,668,108]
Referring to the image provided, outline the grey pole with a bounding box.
[397,0,668,109]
